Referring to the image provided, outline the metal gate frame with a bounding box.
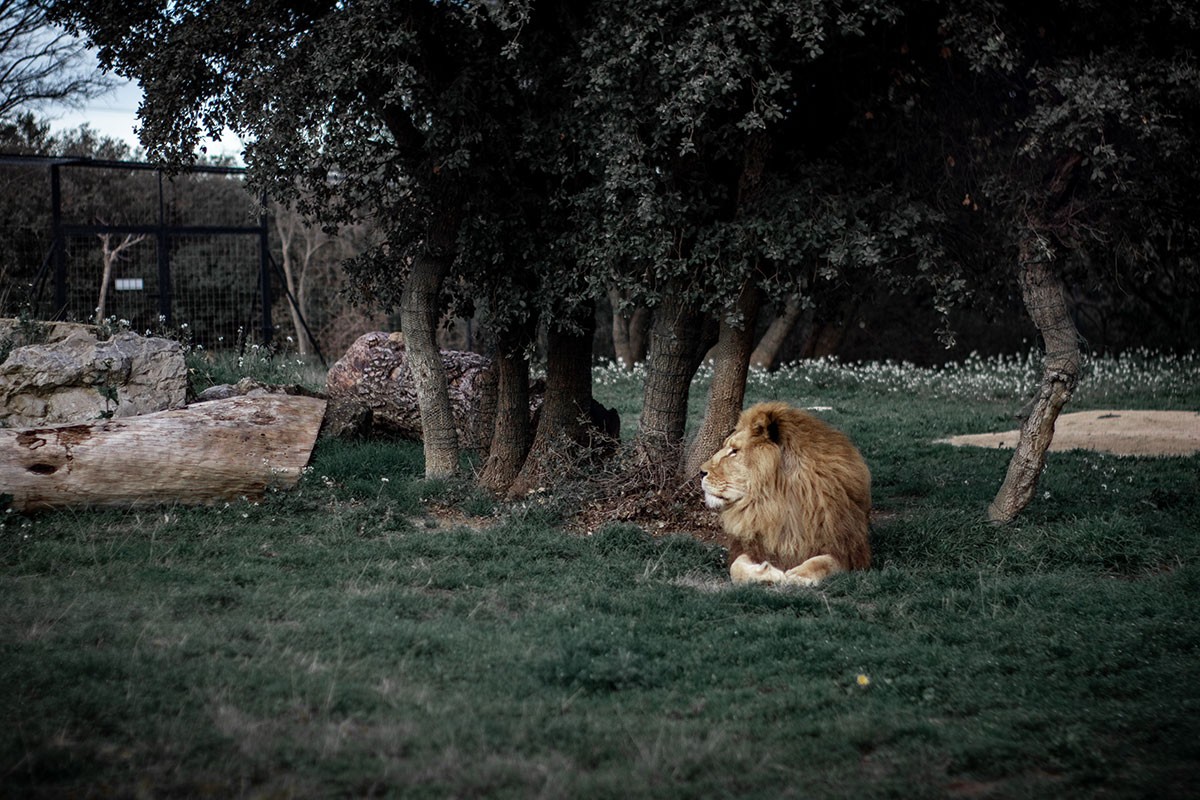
[47,156,272,343]
[1,155,273,344]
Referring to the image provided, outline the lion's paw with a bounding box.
[730,554,787,585]
[782,555,842,587]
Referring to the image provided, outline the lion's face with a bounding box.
[699,427,780,511]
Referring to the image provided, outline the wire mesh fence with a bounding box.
[0,155,276,349]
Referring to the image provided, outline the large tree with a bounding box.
[570,0,931,482]
[451,2,605,497]
[55,0,533,478]
[56,0,1199,515]
[871,1,1200,522]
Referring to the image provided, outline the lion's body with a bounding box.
[699,402,871,585]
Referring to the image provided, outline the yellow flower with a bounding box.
[856,674,871,687]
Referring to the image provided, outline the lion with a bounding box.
[699,401,871,586]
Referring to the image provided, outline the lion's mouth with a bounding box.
[701,476,729,509]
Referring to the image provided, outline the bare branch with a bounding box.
[0,0,115,118]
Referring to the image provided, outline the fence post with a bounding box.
[50,163,66,318]
[156,170,172,326]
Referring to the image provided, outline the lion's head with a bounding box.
[699,415,782,512]
[700,401,871,577]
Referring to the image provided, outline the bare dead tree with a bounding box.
[95,229,145,324]
[0,0,115,118]
[273,202,331,355]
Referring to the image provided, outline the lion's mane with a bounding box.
[700,401,871,574]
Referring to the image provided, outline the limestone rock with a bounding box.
[0,320,187,428]
[319,396,374,440]
[325,331,497,450]
[324,332,622,450]
[194,377,319,403]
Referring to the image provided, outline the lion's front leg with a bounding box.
[782,555,843,586]
[729,553,788,585]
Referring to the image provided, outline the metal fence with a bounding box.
[0,155,276,348]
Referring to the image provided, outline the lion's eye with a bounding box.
[728,448,738,457]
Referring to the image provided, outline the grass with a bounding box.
[2,351,1199,798]
[186,341,329,395]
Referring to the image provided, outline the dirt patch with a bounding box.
[939,410,1200,457]
[571,483,725,543]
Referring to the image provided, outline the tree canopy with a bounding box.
[53,0,1200,513]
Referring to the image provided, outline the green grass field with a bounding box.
[3,351,1198,798]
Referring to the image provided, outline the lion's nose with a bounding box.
[699,470,707,478]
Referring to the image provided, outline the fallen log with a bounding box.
[1,395,326,511]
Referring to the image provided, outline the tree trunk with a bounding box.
[683,281,762,478]
[96,250,113,325]
[95,232,145,325]
[987,225,1082,524]
[627,307,650,365]
[636,288,713,470]
[479,345,532,494]
[509,307,597,497]
[799,293,864,359]
[3,395,326,511]
[608,287,651,368]
[750,293,804,369]
[677,132,769,476]
[401,204,462,478]
[279,239,310,356]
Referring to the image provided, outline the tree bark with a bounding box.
[3,395,326,511]
[479,345,533,494]
[677,132,769,476]
[608,287,651,368]
[275,216,308,356]
[508,308,597,497]
[401,202,463,478]
[750,293,805,369]
[636,288,713,469]
[988,224,1082,523]
[799,294,863,359]
[273,209,326,357]
[683,281,762,478]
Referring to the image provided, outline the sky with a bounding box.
[46,69,245,163]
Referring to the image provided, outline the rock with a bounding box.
[194,383,240,402]
[319,397,374,440]
[194,377,319,403]
[325,331,497,450]
[324,331,622,450]
[0,320,187,428]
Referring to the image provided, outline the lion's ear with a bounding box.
[746,409,783,445]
